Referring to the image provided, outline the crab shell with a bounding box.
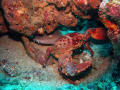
[50,32,86,56]
[49,32,93,76]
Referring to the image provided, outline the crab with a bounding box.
[44,28,107,76]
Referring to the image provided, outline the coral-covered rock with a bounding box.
[1,0,103,36]
[71,0,101,19]
[1,0,78,36]
[99,0,120,60]
[46,0,70,8]
[2,0,43,36]
[0,9,8,34]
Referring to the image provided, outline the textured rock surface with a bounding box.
[1,0,101,36]
[99,0,120,60]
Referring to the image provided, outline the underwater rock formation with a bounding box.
[1,0,101,36]
[99,0,120,60]
[0,9,8,34]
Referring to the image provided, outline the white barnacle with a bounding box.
[79,59,83,64]
[85,54,91,59]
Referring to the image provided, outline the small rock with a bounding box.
[2,62,22,77]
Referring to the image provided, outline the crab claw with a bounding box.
[58,55,92,76]
[76,60,92,74]
[87,28,107,40]
[61,61,77,76]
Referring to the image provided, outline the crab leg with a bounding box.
[85,42,93,57]
[43,47,52,67]
[22,36,46,65]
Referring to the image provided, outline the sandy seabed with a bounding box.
[0,35,68,90]
[0,34,119,90]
